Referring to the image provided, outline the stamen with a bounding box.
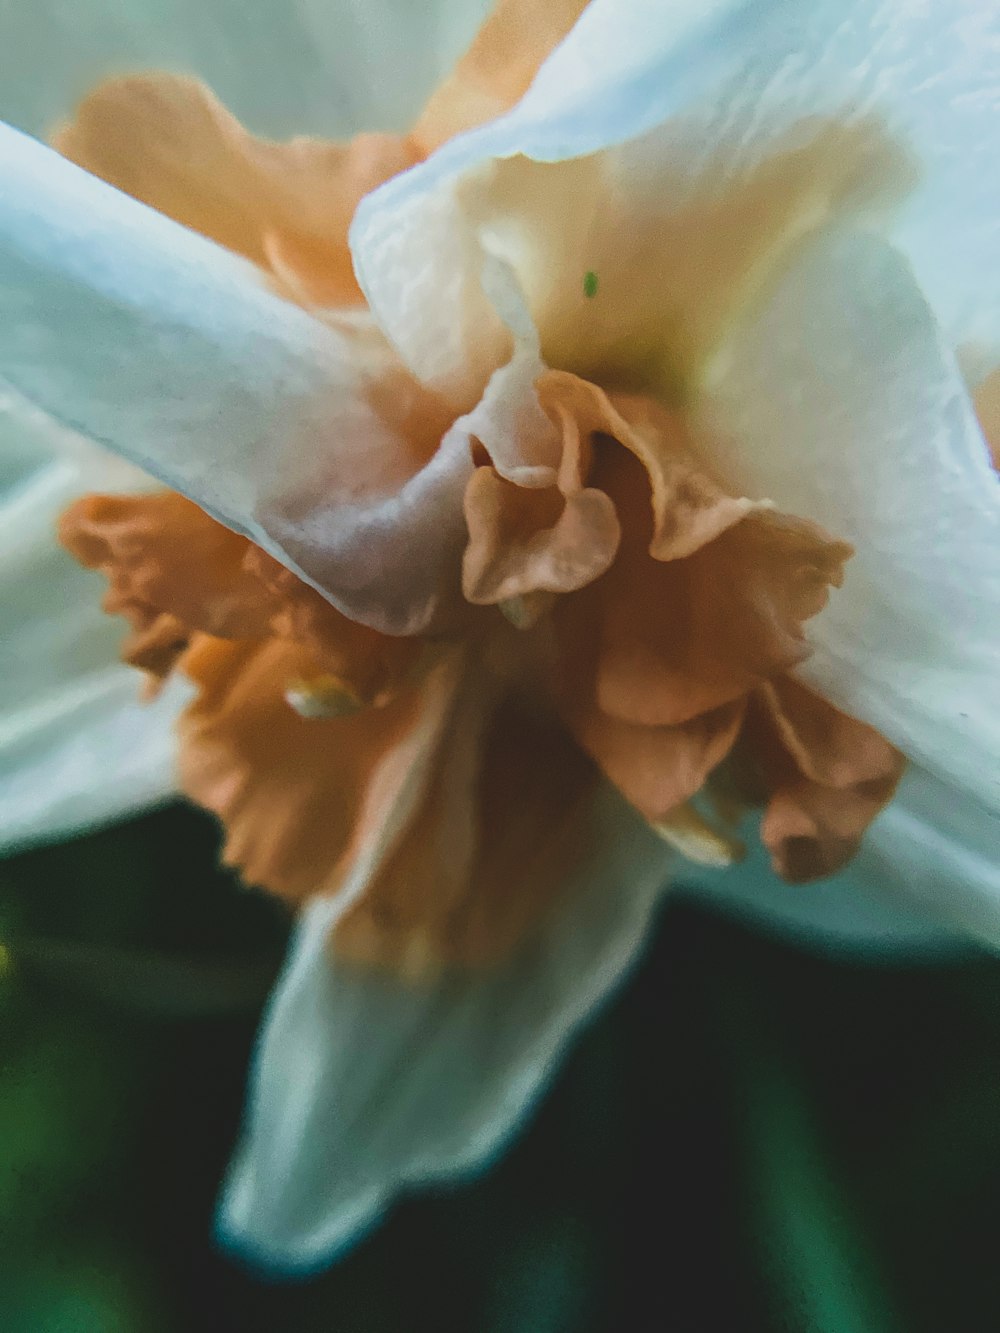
[653,803,744,868]
[397,931,441,984]
[285,673,365,720]
[498,591,555,630]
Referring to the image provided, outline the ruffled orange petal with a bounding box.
[460,366,785,615]
[412,0,589,154]
[462,382,620,607]
[564,440,851,728]
[121,611,191,694]
[59,491,421,703]
[600,514,847,727]
[237,546,425,706]
[55,74,420,305]
[750,677,905,882]
[975,368,1000,468]
[540,373,770,559]
[177,635,433,902]
[464,464,621,605]
[567,696,745,824]
[758,676,903,790]
[60,491,272,687]
[334,684,598,975]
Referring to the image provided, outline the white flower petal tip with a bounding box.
[213,791,668,1273]
[213,1196,379,1280]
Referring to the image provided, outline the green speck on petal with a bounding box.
[583,270,599,299]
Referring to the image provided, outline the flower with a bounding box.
[1,0,998,1273]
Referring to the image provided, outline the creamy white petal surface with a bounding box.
[0,127,372,521]
[216,788,668,1272]
[696,229,1000,814]
[354,0,1000,385]
[849,770,1000,952]
[0,129,479,635]
[685,767,1000,956]
[0,0,490,139]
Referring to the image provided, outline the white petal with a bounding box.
[353,0,1000,389]
[0,126,362,521]
[849,769,1000,951]
[0,127,469,634]
[215,787,667,1272]
[0,668,187,854]
[449,253,560,486]
[695,229,1000,813]
[0,0,491,141]
[684,767,1000,957]
[0,409,186,850]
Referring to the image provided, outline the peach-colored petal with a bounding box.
[460,366,786,614]
[184,633,547,972]
[463,465,619,604]
[412,0,589,154]
[55,74,419,304]
[562,445,851,728]
[461,380,621,606]
[540,371,772,559]
[334,687,598,975]
[60,492,272,641]
[238,546,425,706]
[974,368,1000,469]
[750,678,905,883]
[762,781,902,884]
[178,635,429,902]
[121,611,192,695]
[59,491,422,704]
[758,676,904,791]
[567,696,745,825]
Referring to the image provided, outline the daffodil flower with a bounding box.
[1,0,998,1275]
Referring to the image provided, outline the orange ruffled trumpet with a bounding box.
[53,0,913,977]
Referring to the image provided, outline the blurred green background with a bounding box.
[1,803,998,1332]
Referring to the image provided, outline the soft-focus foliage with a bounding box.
[2,807,999,1331]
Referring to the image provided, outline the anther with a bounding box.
[652,803,744,868]
[285,674,365,720]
